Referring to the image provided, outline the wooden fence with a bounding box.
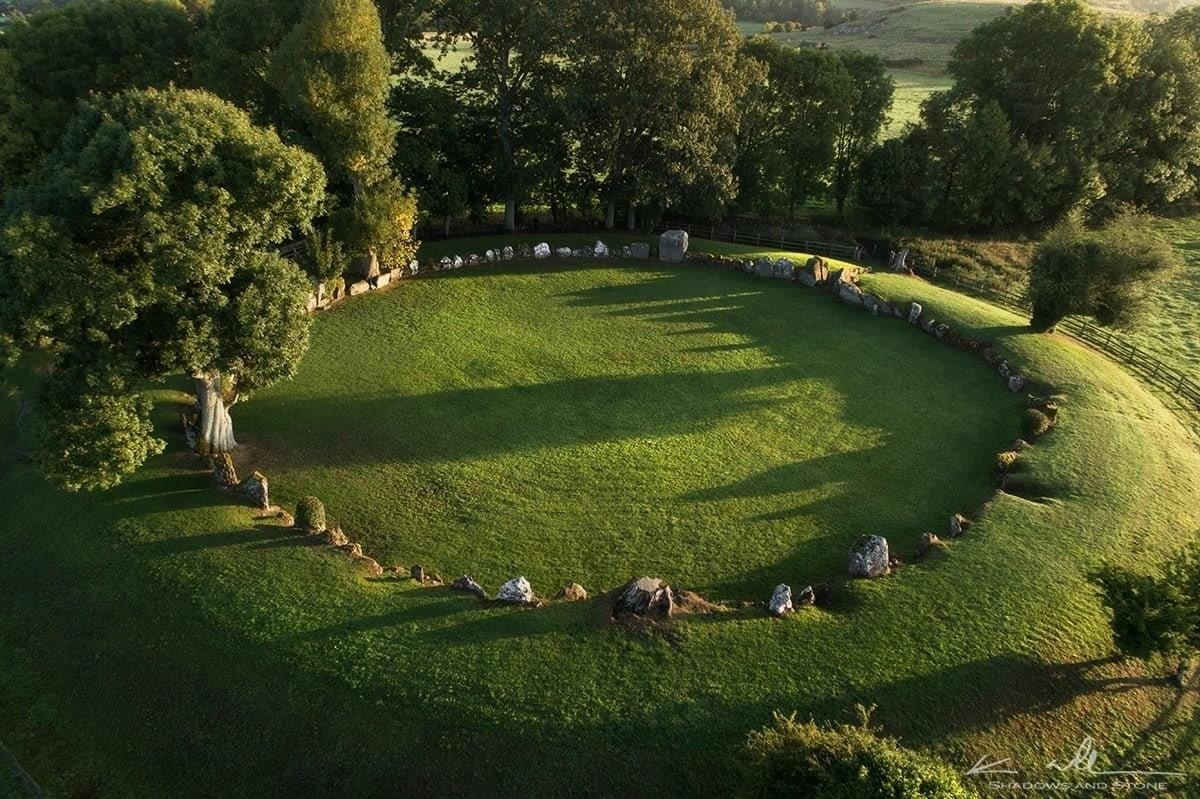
[903,260,1200,414]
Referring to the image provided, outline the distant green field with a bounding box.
[3,239,1200,796]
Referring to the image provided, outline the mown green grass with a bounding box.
[1,241,1199,797]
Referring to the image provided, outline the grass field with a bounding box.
[2,240,1200,796]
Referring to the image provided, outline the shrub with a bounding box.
[1022,408,1052,439]
[295,496,327,532]
[741,708,977,798]
[1090,565,1196,660]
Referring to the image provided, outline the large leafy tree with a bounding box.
[268,0,394,194]
[0,0,195,184]
[571,0,749,229]
[1027,212,1180,332]
[1102,11,1200,210]
[827,50,892,216]
[435,0,566,231]
[736,38,843,218]
[0,88,325,490]
[946,0,1143,222]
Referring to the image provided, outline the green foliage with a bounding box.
[741,710,977,798]
[571,0,748,224]
[0,87,325,489]
[294,495,326,531]
[737,38,845,217]
[1022,408,1052,440]
[1090,562,1198,660]
[334,178,420,268]
[0,0,195,184]
[193,0,295,119]
[268,0,394,190]
[300,224,348,284]
[1028,213,1181,331]
[36,366,165,492]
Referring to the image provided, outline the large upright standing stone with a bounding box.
[659,230,689,263]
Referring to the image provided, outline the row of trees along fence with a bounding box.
[650,222,1200,414]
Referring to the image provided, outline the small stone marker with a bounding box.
[497,576,535,604]
[630,242,650,259]
[768,584,793,616]
[556,582,588,601]
[908,302,923,324]
[594,241,609,257]
[240,471,269,511]
[452,575,488,599]
[411,564,425,582]
[534,242,551,259]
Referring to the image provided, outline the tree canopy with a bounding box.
[0,88,325,489]
[0,0,195,184]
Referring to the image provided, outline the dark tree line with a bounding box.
[857,0,1200,233]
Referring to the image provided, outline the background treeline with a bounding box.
[858,0,1200,233]
[4,0,1200,245]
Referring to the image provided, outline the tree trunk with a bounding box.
[605,196,616,230]
[195,371,239,487]
[626,204,636,231]
[504,196,517,232]
[443,213,451,238]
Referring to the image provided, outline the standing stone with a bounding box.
[773,258,794,279]
[754,257,774,278]
[348,279,371,296]
[239,471,270,510]
[890,248,910,272]
[556,583,588,601]
[452,255,464,269]
[409,259,420,275]
[1008,374,1026,393]
[411,564,425,583]
[555,246,573,258]
[534,242,551,259]
[502,246,514,260]
[355,251,380,280]
[438,256,452,271]
[908,302,923,324]
[997,360,1011,378]
[658,230,689,263]
[848,535,890,578]
[373,271,391,289]
[917,532,942,558]
[795,585,816,606]
[497,576,535,604]
[467,253,481,266]
[768,584,793,616]
[594,240,609,257]
[949,514,971,538]
[451,575,488,600]
[485,249,497,263]
[621,245,633,258]
[631,242,650,259]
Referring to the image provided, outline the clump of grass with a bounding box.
[295,496,326,532]
[1022,408,1052,440]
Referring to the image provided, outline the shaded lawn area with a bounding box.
[1,249,1199,796]
[238,259,1021,598]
